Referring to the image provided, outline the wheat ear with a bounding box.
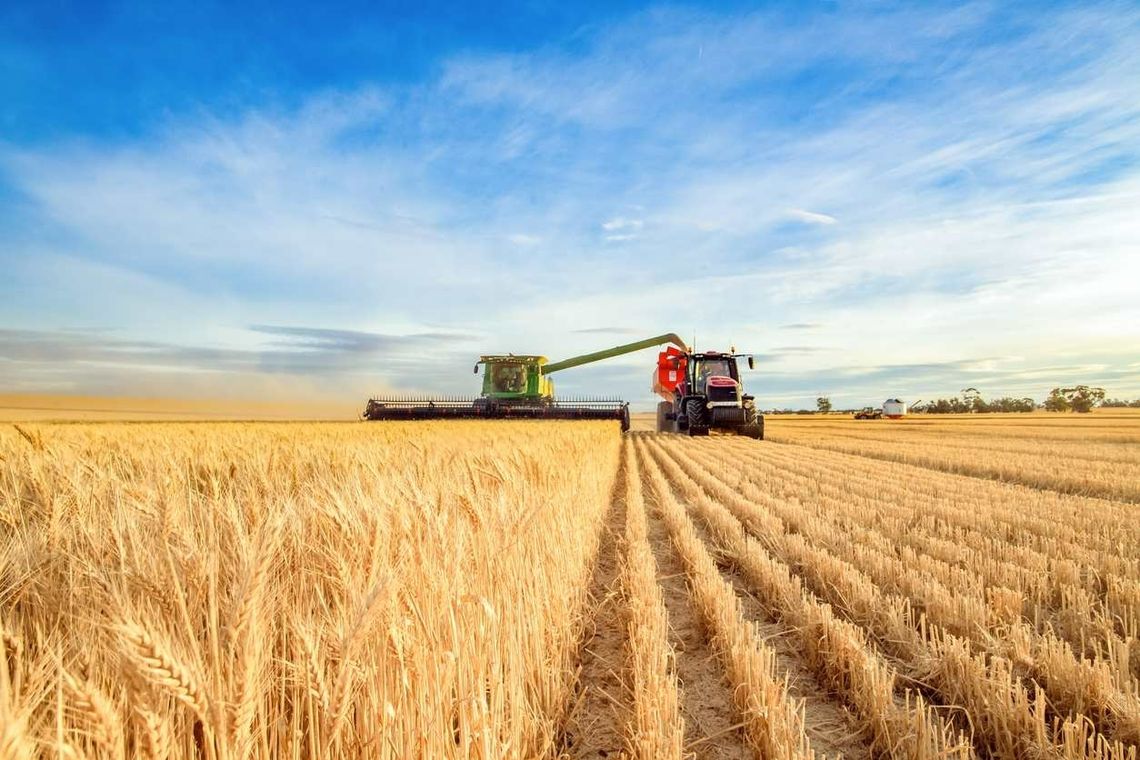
[228,529,277,756]
[135,702,172,760]
[63,670,123,753]
[119,623,211,725]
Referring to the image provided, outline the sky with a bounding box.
[2,0,1139,410]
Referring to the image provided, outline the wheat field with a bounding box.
[1,415,1138,759]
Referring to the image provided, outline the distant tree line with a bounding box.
[766,385,1138,415]
[913,395,1035,414]
[912,385,1119,414]
[1101,398,1140,408]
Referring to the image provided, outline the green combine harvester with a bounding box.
[362,333,686,431]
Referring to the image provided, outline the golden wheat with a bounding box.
[0,421,620,759]
[1,414,1138,759]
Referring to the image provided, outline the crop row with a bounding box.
[705,439,1140,669]
[646,434,1138,758]
[768,423,1140,502]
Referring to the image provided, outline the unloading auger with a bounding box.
[362,333,687,432]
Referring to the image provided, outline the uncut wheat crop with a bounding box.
[2,415,1139,760]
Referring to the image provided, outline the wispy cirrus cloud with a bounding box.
[0,326,480,397]
[247,325,474,352]
[786,209,837,226]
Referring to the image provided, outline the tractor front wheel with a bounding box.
[685,398,709,436]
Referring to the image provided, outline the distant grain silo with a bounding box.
[883,399,907,419]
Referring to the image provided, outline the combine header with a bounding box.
[363,333,687,432]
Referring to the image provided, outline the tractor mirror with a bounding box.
[747,356,755,370]
[473,364,479,374]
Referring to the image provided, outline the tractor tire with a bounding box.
[740,407,764,440]
[685,398,709,436]
[739,417,764,440]
[656,401,673,433]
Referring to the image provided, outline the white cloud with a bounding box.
[507,233,541,245]
[601,217,643,231]
[786,209,837,225]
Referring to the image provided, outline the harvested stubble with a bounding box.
[0,421,620,759]
[633,438,815,760]
[712,434,1139,594]
[650,434,1139,759]
[642,438,973,760]
[619,442,685,760]
[700,438,1140,675]
[766,413,1140,502]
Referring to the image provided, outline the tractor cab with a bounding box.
[690,352,740,387]
[688,352,743,405]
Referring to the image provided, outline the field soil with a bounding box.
[562,465,630,758]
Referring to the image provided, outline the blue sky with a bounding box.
[2,0,1139,409]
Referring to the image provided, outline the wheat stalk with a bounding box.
[227,526,278,757]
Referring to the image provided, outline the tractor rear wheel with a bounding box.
[740,407,764,440]
[656,401,673,433]
[685,398,709,436]
[739,417,764,440]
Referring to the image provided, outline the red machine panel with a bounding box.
[652,346,687,399]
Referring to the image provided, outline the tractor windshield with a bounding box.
[490,363,527,393]
[694,358,734,386]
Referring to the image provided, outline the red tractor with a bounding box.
[653,346,763,439]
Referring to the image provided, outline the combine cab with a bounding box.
[363,333,689,432]
[653,346,764,439]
